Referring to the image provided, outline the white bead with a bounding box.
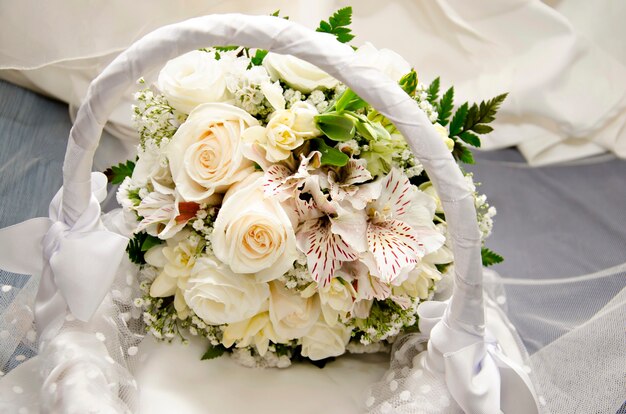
[419,385,431,394]
[380,401,392,413]
[389,380,398,391]
[365,396,376,408]
[0,330,9,340]
[26,330,36,342]
[13,386,24,394]
[48,383,57,394]
[127,346,139,356]
[15,354,26,362]
[411,369,424,379]
[95,332,106,342]
[1,285,12,292]
[496,295,506,305]
[400,390,411,401]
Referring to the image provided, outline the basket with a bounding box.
[0,13,539,413]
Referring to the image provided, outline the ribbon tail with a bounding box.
[0,217,51,275]
[491,349,540,414]
[51,230,129,322]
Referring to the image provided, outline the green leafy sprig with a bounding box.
[426,77,507,164]
[126,232,163,265]
[316,7,354,44]
[481,247,504,266]
[105,160,135,184]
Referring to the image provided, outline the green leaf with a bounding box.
[463,93,508,132]
[399,70,418,95]
[201,344,227,360]
[437,87,454,126]
[449,102,468,137]
[105,160,135,185]
[472,124,493,135]
[270,10,280,16]
[141,234,162,252]
[334,89,367,112]
[481,247,504,267]
[315,113,356,142]
[452,143,475,164]
[458,131,481,148]
[316,7,355,43]
[312,138,349,167]
[426,77,440,105]
[250,49,269,66]
[126,232,149,265]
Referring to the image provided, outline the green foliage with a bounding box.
[437,87,454,126]
[449,102,468,137]
[399,70,418,96]
[212,45,238,60]
[105,160,135,185]
[315,113,356,142]
[250,49,268,66]
[311,138,349,167]
[463,93,508,134]
[201,343,227,360]
[126,232,163,265]
[316,7,354,43]
[458,131,481,148]
[481,247,504,267]
[334,89,367,112]
[452,142,475,164]
[426,77,440,106]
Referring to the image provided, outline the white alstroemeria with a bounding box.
[262,151,322,201]
[222,309,281,356]
[135,191,198,240]
[327,158,373,209]
[145,230,203,319]
[359,168,446,284]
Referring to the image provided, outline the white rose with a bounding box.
[354,42,412,82]
[394,263,442,300]
[183,256,270,325]
[167,103,257,202]
[300,319,351,361]
[269,282,320,341]
[157,50,231,113]
[318,278,356,326]
[263,52,338,93]
[212,173,299,282]
[242,101,320,162]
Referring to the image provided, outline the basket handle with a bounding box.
[63,13,483,333]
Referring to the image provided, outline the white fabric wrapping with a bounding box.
[1,0,625,165]
[0,12,538,414]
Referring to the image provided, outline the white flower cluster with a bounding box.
[414,83,439,123]
[113,38,503,368]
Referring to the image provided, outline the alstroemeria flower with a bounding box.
[263,151,322,202]
[327,158,373,209]
[359,168,445,284]
[135,190,205,240]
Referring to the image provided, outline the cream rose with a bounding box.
[354,42,412,82]
[183,256,270,325]
[269,282,320,341]
[212,173,299,281]
[263,52,338,93]
[222,310,280,356]
[300,319,351,361]
[242,101,320,162]
[167,103,257,202]
[318,278,356,326]
[145,230,203,319]
[157,50,231,113]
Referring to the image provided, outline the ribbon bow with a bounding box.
[0,173,128,332]
[417,300,540,414]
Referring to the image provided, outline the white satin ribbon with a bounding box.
[417,300,539,414]
[0,172,128,331]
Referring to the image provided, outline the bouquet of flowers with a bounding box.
[110,7,505,367]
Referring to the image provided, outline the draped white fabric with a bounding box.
[1,0,625,165]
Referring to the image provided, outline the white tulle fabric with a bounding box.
[1,0,625,166]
